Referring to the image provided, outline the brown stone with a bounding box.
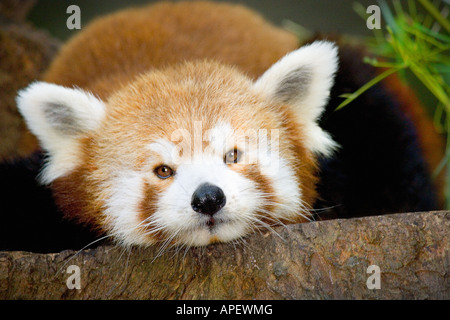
[0,211,447,299]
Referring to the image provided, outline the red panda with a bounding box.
[0,1,443,252]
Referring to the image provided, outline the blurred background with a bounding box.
[28,0,379,40]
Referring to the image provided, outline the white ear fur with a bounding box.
[16,81,105,183]
[254,41,339,156]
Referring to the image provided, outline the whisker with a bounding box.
[56,232,119,275]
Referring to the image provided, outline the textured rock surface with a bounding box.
[0,211,448,299]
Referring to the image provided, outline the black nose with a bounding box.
[191,183,226,216]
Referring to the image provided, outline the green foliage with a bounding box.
[340,0,450,207]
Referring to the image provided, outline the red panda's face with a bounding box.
[17,41,338,248]
[89,64,311,247]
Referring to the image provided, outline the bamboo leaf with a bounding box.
[411,22,450,43]
[335,67,403,110]
[417,0,450,33]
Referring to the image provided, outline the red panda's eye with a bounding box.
[154,165,174,179]
[224,148,242,164]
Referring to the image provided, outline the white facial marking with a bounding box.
[207,122,235,156]
[118,121,305,247]
[147,139,177,165]
[103,170,150,247]
[154,154,261,246]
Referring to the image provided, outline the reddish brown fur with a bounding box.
[43,1,299,99]
[106,62,319,210]
[45,2,300,235]
[42,1,442,244]
[52,166,105,233]
[51,60,318,239]
[139,182,167,242]
[233,163,277,223]
[382,74,446,206]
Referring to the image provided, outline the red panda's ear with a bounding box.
[253,41,339,156]
[16,81,105,183]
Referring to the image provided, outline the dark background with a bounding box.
[28,0,379,40]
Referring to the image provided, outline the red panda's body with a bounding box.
[43,1,299,98]
[0,1,443,252]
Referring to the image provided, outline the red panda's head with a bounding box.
[16,41,338,248]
